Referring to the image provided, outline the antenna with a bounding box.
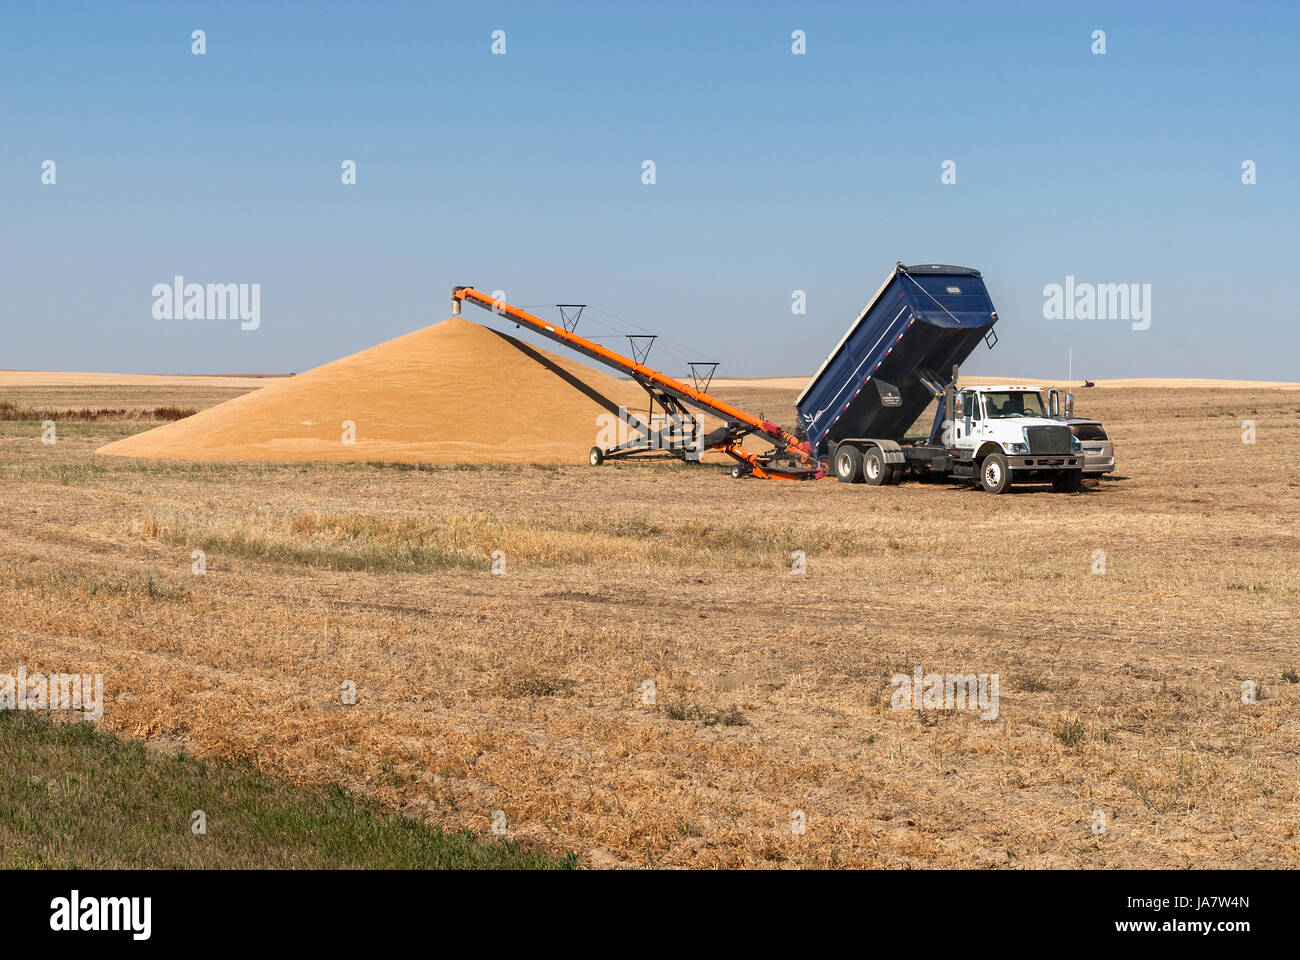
[687,362,719,393]
[626,335,657,365]
[556,304,586,333]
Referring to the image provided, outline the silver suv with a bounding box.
[1066,419,1115,475]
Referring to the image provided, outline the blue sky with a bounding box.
[2,0,1296,379]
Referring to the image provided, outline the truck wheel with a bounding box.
[588,446,604,467]
[1052,470,1082,493]
[979,453,1011,494]
[834,445,863,483]
[863,447,888,486]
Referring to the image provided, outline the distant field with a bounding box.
[712,375,1300,391]
[0,371,285,419]
[0,371,289,388]
[952,377,1299,390]
[1,376,1297,868]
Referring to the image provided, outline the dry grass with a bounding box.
[0,381,1297,868]
[0,400,195,423]
[125,507,927,574]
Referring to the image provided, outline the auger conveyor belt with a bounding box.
[450,286,821,479]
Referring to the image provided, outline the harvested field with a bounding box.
[1,376,1298,868]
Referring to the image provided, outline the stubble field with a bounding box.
[1,377,1297,868]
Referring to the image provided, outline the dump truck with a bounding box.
[796,263,1085,493]
[451,263,1084,492]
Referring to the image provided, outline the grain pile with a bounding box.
[96,317,655,464]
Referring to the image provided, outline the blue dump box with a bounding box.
[795,264,999,457]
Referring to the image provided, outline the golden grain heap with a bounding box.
[96,316,650,464]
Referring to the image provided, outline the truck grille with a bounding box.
[1026,426,1072,455]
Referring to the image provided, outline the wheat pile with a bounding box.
[97,317,653,464]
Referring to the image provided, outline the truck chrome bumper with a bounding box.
[1008,456,1081,469]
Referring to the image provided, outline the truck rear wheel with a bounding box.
[1053,470,1082,493]
[863,447,888,486]
[834,445,863,483]
[979,452,1011,494]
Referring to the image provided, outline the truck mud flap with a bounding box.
[876,439,904,463]
[837,437,906,465]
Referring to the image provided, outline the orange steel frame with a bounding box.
[450,286,822,479]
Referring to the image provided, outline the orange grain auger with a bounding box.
[451,286,823,480]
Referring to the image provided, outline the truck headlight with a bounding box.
[1002,442,1029,454]
[1071,437,1083,453]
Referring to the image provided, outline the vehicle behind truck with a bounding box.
[795,263,1085,493]
[1067,418,1116,475]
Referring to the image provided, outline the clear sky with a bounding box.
[3,1,1297,380]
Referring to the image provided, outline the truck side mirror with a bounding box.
[1064,393,1074,418]
[1048,389,1060,418]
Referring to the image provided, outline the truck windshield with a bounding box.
[982,391,1046,419]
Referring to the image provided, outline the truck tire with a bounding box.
[1052,470,1082,493]
[834,444,863,483]
[863,447,888,486]
[979,452,1011,494]
[588,446,604,467]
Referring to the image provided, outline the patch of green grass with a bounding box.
[0,711,578,869]
[1052,717,1086,748]
[161,513,495,573]
[0,462,116,484]
[1012,673,1053,693]
[0,562,190,602]
[502,673,576,699]
[663,702,748,727]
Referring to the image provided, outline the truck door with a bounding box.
[954,391,977,451]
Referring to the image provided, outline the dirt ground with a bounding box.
[1,377,1297,868]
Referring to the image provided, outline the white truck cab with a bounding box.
[950,385,1084,493]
